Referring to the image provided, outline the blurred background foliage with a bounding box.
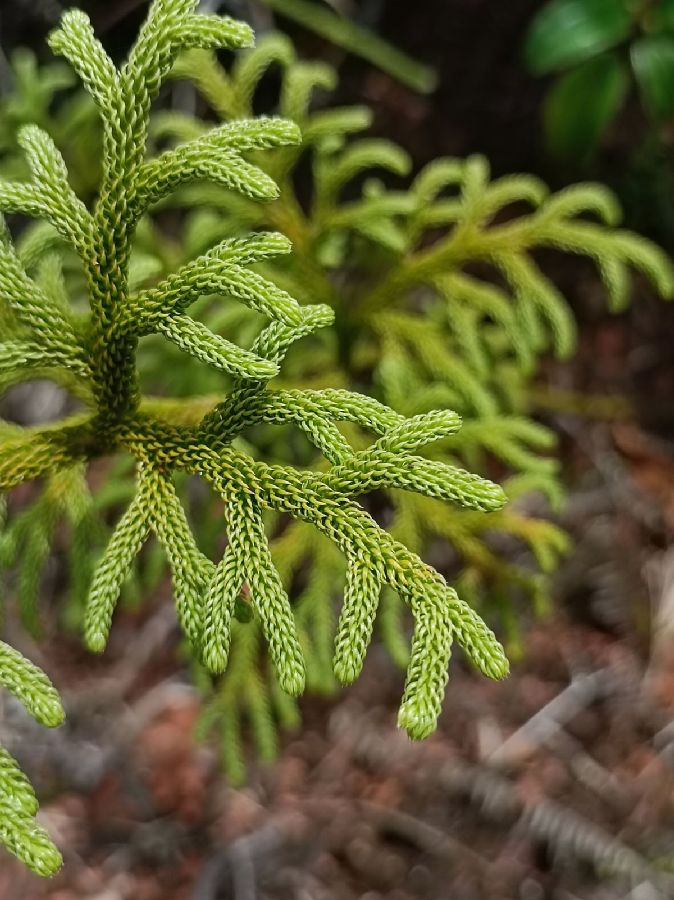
[524,0,674,245]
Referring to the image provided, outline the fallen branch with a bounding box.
[192,814,312,900]
[359,799,489,871]
[485,667,627,768]
[346,716,668,889]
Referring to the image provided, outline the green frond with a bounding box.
[471,173,549,222]
[281,61,336,123]
[333,556,381,685]
[317,139,411,208]
[492,252,576,358]
[375,312,501,415]
[0,641,64,727]
[157,314,279,379]
[233,34,295,111]
[133,140,283,211]
[0,802,63,877]
[83,479,151,652]
[145,466,209,650]
[47,10,119,122]
[411,158,465,204]
[538,183,622,225]
[0,644,64,873]
[303,106,373,144]
[171,49,238,120]
[223,488,305,696]
[202,545,239,674]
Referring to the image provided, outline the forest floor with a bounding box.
[4,582,674,899]
[4,333,674,899]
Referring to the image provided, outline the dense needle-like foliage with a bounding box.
[0,0,513,876]
[1,6,674,812]
[133,32,673,764]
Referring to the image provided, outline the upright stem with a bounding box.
[85,70,151,429]
[86,213,139,428]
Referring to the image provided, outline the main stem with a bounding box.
[85,89,149,433]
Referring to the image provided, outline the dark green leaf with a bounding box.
[645,0,674,34]
[525,0,633,74]
[631,34,674,120]
[543,52,628,162]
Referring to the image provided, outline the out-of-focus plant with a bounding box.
[524,0,674,163]
[258,0,437,93]
[200,0,435,93]
[0,48,100,196]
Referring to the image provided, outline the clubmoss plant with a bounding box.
[119,34,673,773]
[2,24,674,791]
[0,641,64,876]
[0,0,510,876]
[151,40,674,629]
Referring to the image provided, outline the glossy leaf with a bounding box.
[543,52,628,162]
[525,0,633,74]
[631,34,674,120]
